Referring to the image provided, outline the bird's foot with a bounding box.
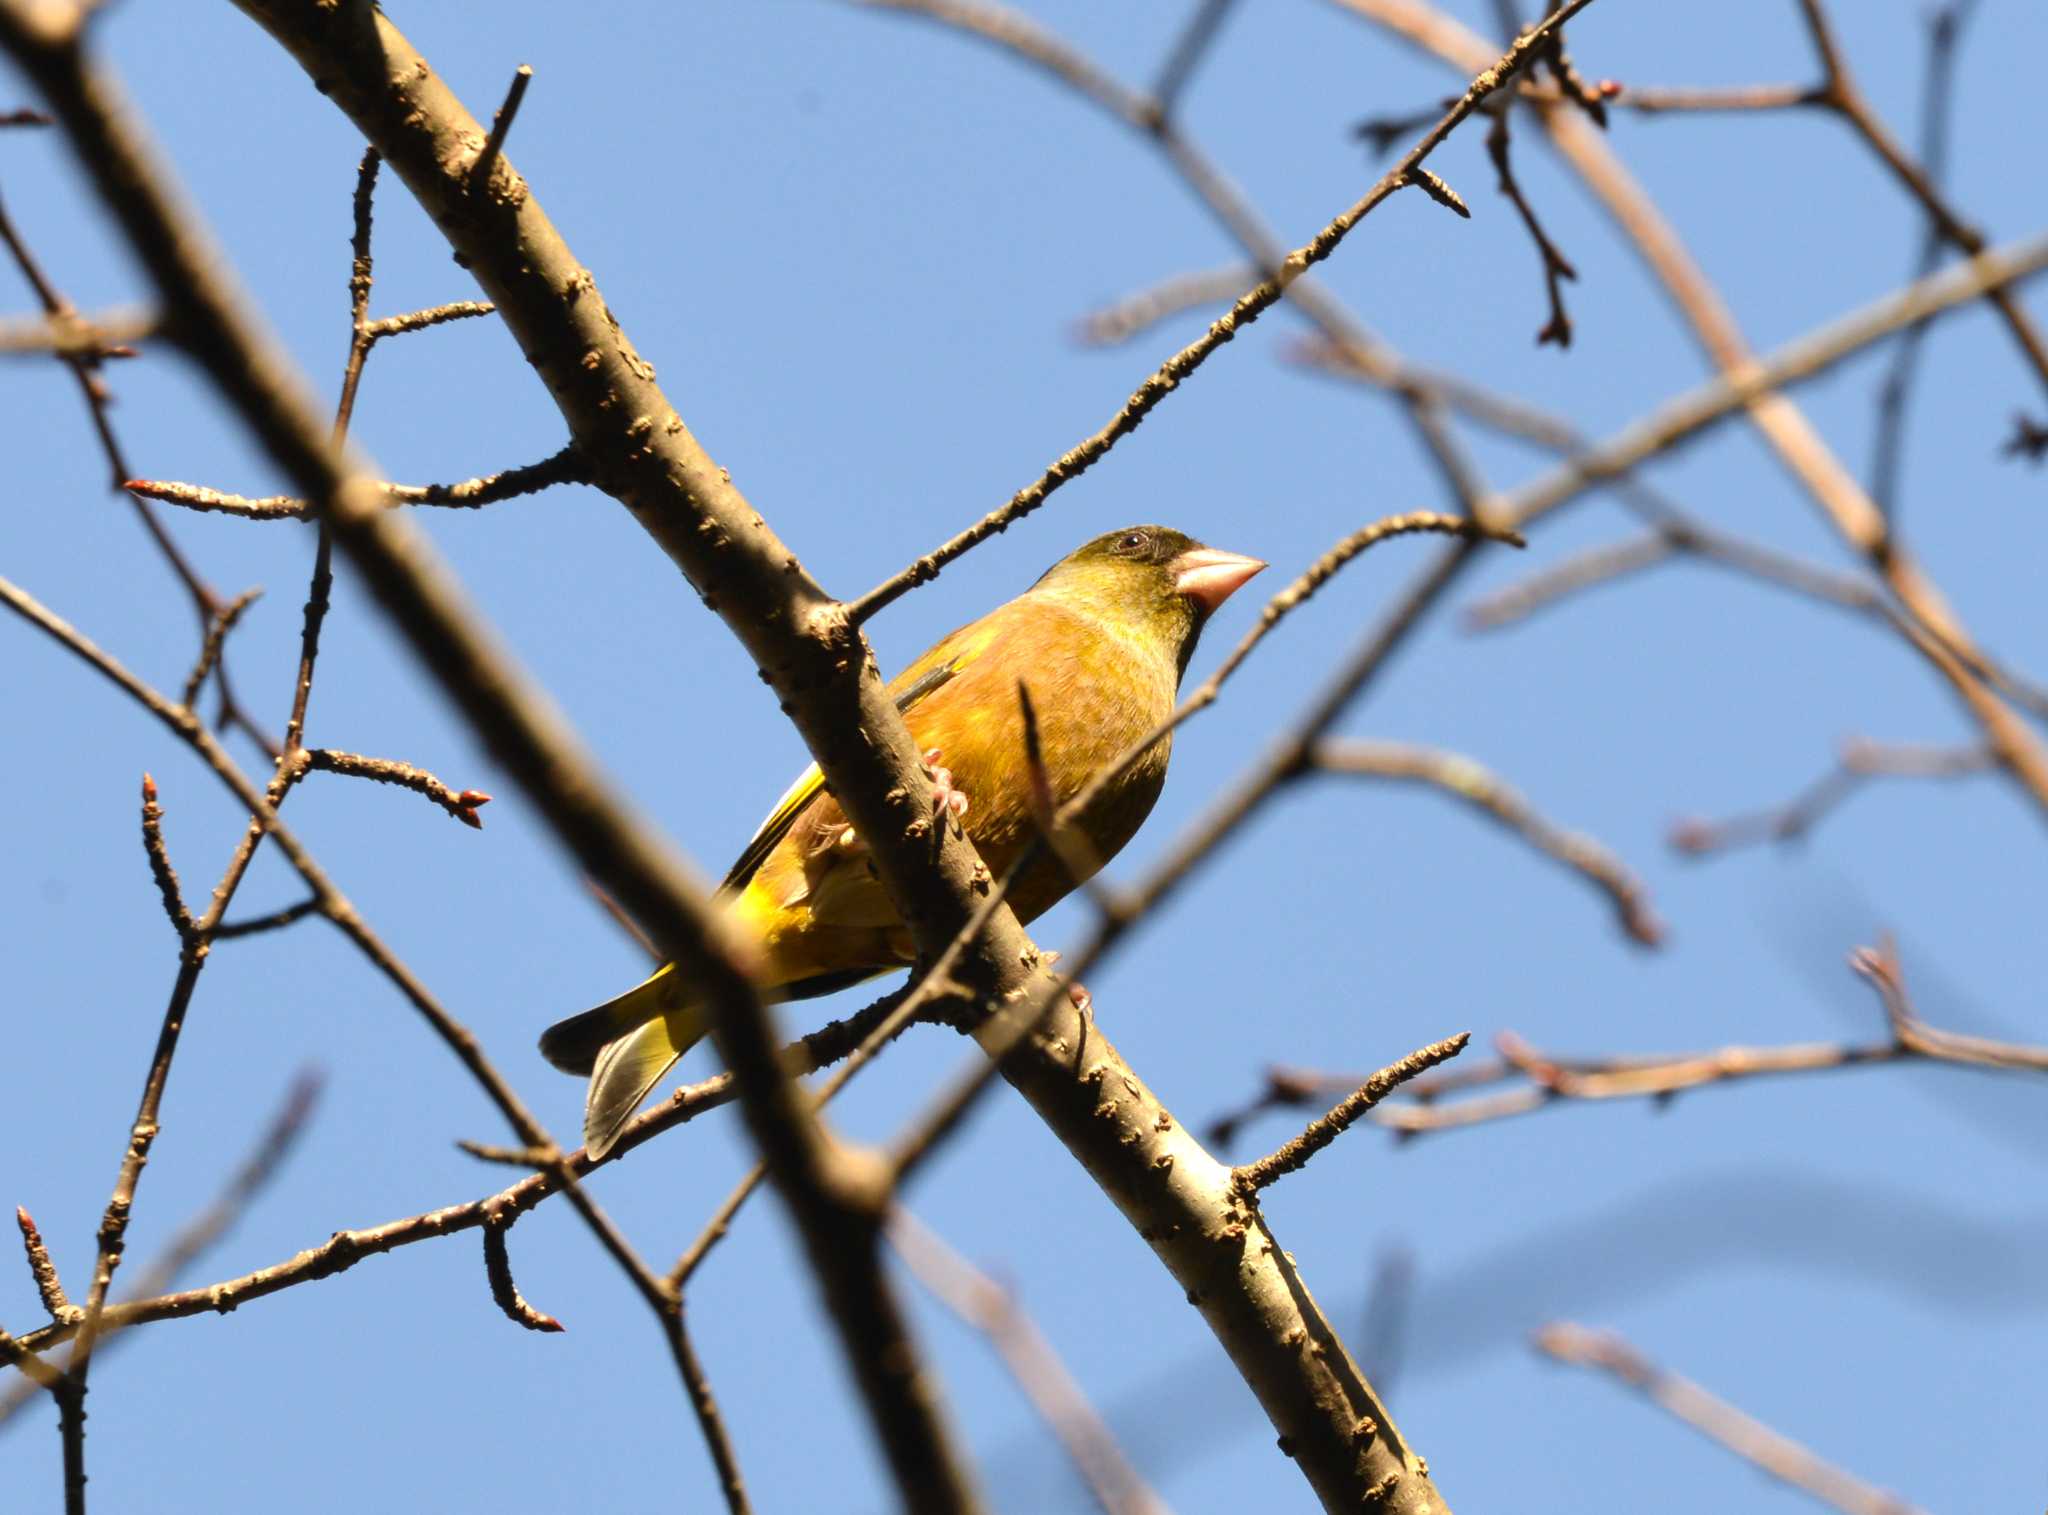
[824,749,967,857]
[922,748,970,821]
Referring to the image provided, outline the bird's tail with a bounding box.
[538,964,706,1160]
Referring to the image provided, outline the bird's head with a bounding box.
[1032,526,1266,674]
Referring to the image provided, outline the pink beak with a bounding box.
[1171,546,1267,613]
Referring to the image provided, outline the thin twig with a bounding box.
[15,1209,79,1326]
[1605,82,1820,115]
[210,896,321,940]
[180,586,260,710]
[0,1068,331,1424]
[1668,739,1994,856]
[1234,1036,1469,1192]
[1795,0,2048,436]
[1374,939,2048,1135]
[0,306,149,354]
[891,1210,1172,1515]
[302,748,492,828]
[1867,0,1978,525]
[1534,0,1607,126]
[1495,232,2048,532]
[470,64,532,192]
[1071,266,1253,345]
[584,876,662,962]
[1852,933,2048,1072]
[481,1208,564,1333]
[1150,0,1235,120]
[1536,1324,1928,1515]
[1484,108,1576,346]
[137,774,197,942]
[124,445,588,520]
[0,994,916,1379]
[1312,739,1662,945]
[0,186,275,755]
[365,299,495,341]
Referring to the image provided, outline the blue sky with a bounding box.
[4,2,2046,1511]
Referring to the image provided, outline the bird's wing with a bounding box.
[713,619,999,900]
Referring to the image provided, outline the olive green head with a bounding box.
[1030,526,1266,675]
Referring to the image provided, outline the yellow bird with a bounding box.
[540,526,1265,1156]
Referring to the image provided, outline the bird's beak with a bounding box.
[1170,547,1266,613]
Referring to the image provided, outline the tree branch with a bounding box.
[1535,1324,1927,1515]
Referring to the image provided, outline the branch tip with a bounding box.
[1404,166,1470,217]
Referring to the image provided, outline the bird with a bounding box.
[539,525,1266,1157]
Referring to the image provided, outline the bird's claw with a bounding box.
[921,747,969,820]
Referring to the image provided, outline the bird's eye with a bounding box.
[1117,530,1149,555]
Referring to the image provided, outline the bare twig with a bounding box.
[0,993,921,1381]
[481,1207,564,1333]
[1205,934,2048,1143]
[583,876,663,962]
[1533,0,1607,126]
[210,896,321,940]
[0,1330,61,1390]
[1072,266,1253,345]
[1392,945,2047,1134]
[1794,0,2048,436]
[1605,82,1819,115]
[1151,0,1235,120]
[1492,232,2048,533]
[137,774,197,942]
[0,186,275,755]
[301,748,492,828]
[0,1068,331,1429]
[1484,109,1575,346]
[1867,0,1980,523]
[0,306,149,354]
[891,1211,1172,1515]
[1234,1035,1469,1192]
[365,299,495,341]
[125,445,588,520]
[1403,166,1469,217]
[1312,739,1662,945]
[179,586,261,710]
[1536,1324,1927,1515]
[1669,739,1994,856]
[1852,934,2048,1073]
[15,1209,79,1326]
[1456,505,2048,724]
[470,63,531,193]
[119,1070,323,1307]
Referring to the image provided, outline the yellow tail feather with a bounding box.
[583,1003,706,1159]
